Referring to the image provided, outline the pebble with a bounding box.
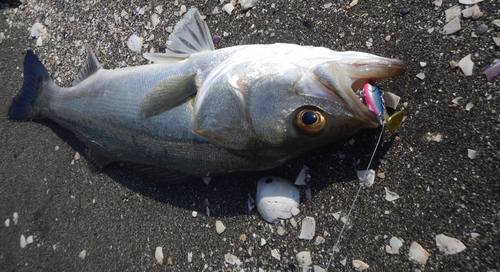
[5,218,9,227]
[432,0,442,7]
[493,20,500,27]
[0,32,5,43]
[409,241,429,265]
[435,234,466,255]
[299,216,316,240]
[474,24,488,35]
[465,102,474,111]
[20,235,27,248]
[493,37,500,47]
[191,211,197,218]
[277,226,286,236]
[462,5,482,19]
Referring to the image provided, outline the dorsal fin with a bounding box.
[72,48,102,86]
[143,8,215,63]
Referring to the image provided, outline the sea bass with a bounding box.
[7,8,405,182]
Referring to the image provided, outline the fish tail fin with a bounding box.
[7,50,52,120]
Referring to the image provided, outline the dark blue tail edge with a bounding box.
[7,50,50,120]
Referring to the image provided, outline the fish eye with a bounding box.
[295,109,326,134]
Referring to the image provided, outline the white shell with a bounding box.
[222,3,234,15]
[240,0,258,10]
[296,251,312,267]
[458,0,483,4]
[458,54,474,76]
[462,4,480,18]
[445,6,461,23]
[385,187,400,202]
[357,169,375,187]
[386,236,404,254]
[409,241,429,265]
[256,176,300,223]
[352,259,370,271]
[468,149,477,160]
[443,17,461,35]
[436,234,467,255]
[126,34,143,53]
[215,220,226,234]
[299,216,316,240]
[155,246,164,264]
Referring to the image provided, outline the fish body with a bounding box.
[7,8,405,181]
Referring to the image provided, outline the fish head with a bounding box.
[192,47,405,162]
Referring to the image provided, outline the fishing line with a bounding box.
[326,122,385,270]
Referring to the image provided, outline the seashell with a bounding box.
[436,234,466,255]
[256,176,300,223]
[409,241,429,265]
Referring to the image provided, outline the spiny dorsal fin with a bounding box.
[143,8,215,63]
[138,73,197,119]
[72,48,102,86]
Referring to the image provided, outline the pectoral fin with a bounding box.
[138,73,197,119]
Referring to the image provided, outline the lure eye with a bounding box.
[295,109,326,134]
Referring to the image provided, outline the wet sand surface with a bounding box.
[0,1,499,271]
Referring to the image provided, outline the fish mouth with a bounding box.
[310,55,406,128]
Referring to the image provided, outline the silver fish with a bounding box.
[7,8,405,181]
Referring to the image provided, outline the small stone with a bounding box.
[314,236,325,245]
[55,145,59,151]
[224,253,242,265]
[240,0,258,10]
[240,234,247,242]
[357,169,375,187]
[493,20,500,28]
[465,102,474,111]
[215,220,226,234]
[202,176,211,185]
[191,211,197,218]
[474,24,488,35]
[5,218,10,227]
[432,0,442,7]
[416,72,425,80]
[74,152,81,160]
[420,62,427,67]
[386,237,404,254]
[187,252,193,263]
[462,4,481,18]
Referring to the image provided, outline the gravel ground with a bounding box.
[1,0,499,271]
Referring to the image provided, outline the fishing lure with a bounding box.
[363,80,404,131]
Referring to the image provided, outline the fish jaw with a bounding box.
[307,53,406,128]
